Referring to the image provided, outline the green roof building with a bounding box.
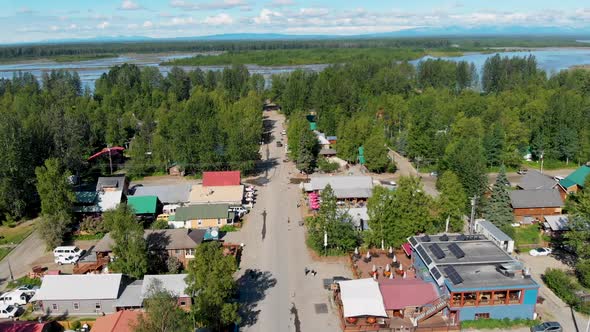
[127,196,160,215]
[559,165,590,191]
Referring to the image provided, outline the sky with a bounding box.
[1,0,589,44]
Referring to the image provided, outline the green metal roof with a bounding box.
[127,196,159,214]
[175,204,230,221]
[75,191,98,204]
[559,165,590,189]
[310,122,317,130]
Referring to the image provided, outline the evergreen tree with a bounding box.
[437,171,467,232]
[296,128,318,174]
[364,125,390,173]
[306,185,359,255]
[103,204,148,279]
[485,166,514,229]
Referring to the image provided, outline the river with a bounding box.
[1,48,590,89]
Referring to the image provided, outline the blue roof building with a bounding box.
[408,234,539,324]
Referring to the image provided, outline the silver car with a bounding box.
[531,322,562,332]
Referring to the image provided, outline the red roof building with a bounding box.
[378,278,438,310]
[91,310,141,332]
[0,321,55,332]
[202,171,241,187]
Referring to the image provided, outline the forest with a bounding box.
[0,64,264,222]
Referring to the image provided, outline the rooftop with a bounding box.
[115,281,143,308]
[92,310,141,332]
[127,195,159,214]
[174,204,231,221]
[31,274,122,301]
[543,214,569,231]
[202,171,241,187]
[94,228,206,252]
[510,189,563,208]
[142,274,188,298]
[304,176,373,199]
[559,165,590,189]
[189,185,244,204]
[337,278,387,318]
[97,176,127,192]
[344,207,370,230]
[379,278,438,310]
[475,219,512,242]
[518,170,557,190]
[132,184,191,204]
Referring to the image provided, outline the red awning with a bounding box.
[402,242,412,256]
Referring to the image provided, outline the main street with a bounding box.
[225,111,351,332]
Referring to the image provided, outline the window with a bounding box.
[51,303,58,311]
[73,302,79,310]
[95,302,102,311]
[186,248,195,256]
[180,301,186,306]
[175,249,181,254]
[463,292,477,306]
[493,290,508,304]
[475,313,490,320]
[478,292,492,305]
[451,293,461,307]
[508,290,522,304]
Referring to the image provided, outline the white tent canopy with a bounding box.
[337,278,387,318]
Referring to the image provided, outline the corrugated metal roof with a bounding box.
[476,219,512,242]
[127,196,158,214]
[132,184,191,204]
[94,228,205,252]
[560,165,590,189]
[32,274,122,301]
[510,189,563,208]
[97,176,127,191]
[141,274,188,298]
[97,190,123,211]
[114,281,143,308]
[518,171,557,190]
[202,171,241,187]
[175,204,230,221]
[544,215,569,231]
[379,278,438,310]
[307,176,373,199]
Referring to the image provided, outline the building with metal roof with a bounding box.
[303,176,373,200]
[172,203,234,229]
[202,171,241,187]
[517,170,557,190]
[127,195,160,215]
[189,185,244,205]
[510,189,564,221]
[407,234,539,322]
[559,165,590,194]
[474,219,515,253]
[132,184,191,204]
[543,215,569,232]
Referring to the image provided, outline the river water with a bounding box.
[0,48,589,89]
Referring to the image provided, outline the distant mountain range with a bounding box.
[30,26,590,45]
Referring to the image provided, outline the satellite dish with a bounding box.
[211,229,219,238]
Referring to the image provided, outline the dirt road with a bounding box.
[225,111,352,332]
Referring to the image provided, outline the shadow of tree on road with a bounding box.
[237,269,277,327]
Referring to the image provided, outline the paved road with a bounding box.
[0,230,46,290]
[225,111,351,332]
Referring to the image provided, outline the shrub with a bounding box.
[80,216,107,234]
[576,260,590,288]
[220,225,237,232]
[71,321,82,329]
[317,158,339,173]
[461,318,539,329]
[150,219,169,230]
[543,268,581,307]
[166,256,182,274]
[386,162,397,173]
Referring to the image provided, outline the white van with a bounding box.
[53,246,83,258]
[0,290,29,306]
[0,304,19,319]
[55,255,79,265]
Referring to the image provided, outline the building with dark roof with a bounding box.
[172,204,234,229]
[509,189,563,221]
[517,170,557,190]
[408,234,539,323]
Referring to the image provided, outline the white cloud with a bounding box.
[120,0,142,10]
[204,13,234,25]
[254,8,282,24]
[269,0,295,7]
[161,16,198,27]
[170,0,249,10]
[17,7,35,14]
[128,23,139,29]
[97,21,110,29]
[143,20,154,28]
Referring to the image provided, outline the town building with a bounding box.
[142,274,191,311]
[558,164,590,197]
[73,176,128,215]
[509,189,563,221]
[303,176,373,202]
[517,170,557,190]
[189,185,244,206]
[93,228,206,268]
[91,310,141,332]
[474,219,515,253]
[409,234,539,323]
[131,184,191,214]
[31,274,124,315]
[202,171,241,187]
[126,195,162,221]
[0,321,60,332]
[172,204,235,229]
[542,215,569,235]
[344,207,370,231]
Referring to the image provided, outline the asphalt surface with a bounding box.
[225,111,352,332]
[0,230,46,290]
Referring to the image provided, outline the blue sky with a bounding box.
[1,0,589,43]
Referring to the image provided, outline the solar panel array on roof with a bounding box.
[443,266,464,285]
[409,237,418,247]
[448,243,465,258]
[422,235,431,242]
[416,245,433,265]
[440,234,449,241]
[430,267,442,280]
[429,244,445,259]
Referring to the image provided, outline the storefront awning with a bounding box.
[402,242,412,256]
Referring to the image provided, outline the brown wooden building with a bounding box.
[509,189,564,221]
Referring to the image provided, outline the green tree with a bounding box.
[103,204,148,279]
[133,279,192,332]
[185,242,239,330]
[565,176,590,259]
[436,171,467,232]
[306,185,360,254]
[484,166,514,230]
[35,158,75,249]
[364,125,390,173]
[296,128,318,174]
[366,177,433,247]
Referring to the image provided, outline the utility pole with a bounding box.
[469,196,477,234]
[108,146,113,175]
[540,151,544,174]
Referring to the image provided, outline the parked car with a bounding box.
[276,141,283,147]
[281,130,286,136]
[245,186,256,192]
[0,304,19,319]
[529,248,552,256]
[530,321,562,332]
[15,285,38,296]
[55,255,79,265]
[53,246,84,258]
[0,290,29,306]
[517,169,528,175]
[229,206,248,217]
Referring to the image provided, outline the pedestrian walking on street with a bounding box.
[305,267,310,275]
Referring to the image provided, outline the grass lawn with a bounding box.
[0,248,10,261]
[0,220,35,245]
[513,224,543,246]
